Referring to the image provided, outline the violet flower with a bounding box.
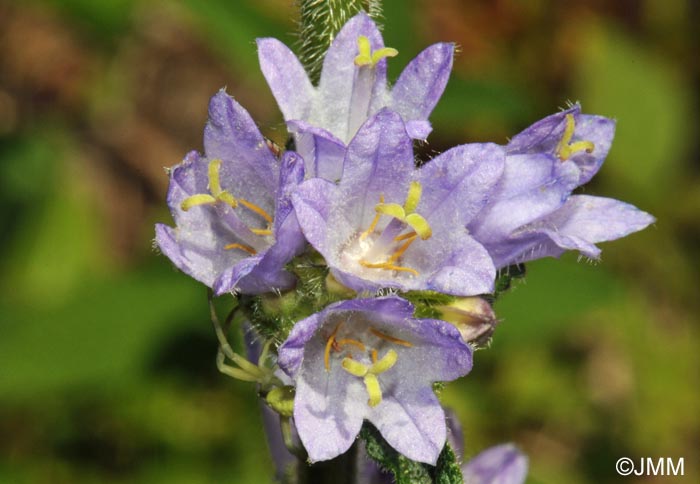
[155,90,305,295]
[293,108,503,296]
[462,444,528,484]
[257,12,453,180]
[277,296,473,464]
[468,104,655,268]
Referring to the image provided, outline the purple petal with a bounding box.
[257,38,314,121]
[341,109,414,217]
[462,444,528,484]
[425,234,496,296]
[317,13,386,142]
[405,120,432,140]
[506,105,580,155]
[292,177,341,258]
[203,90,278,194]
[391,43,454,126]
[369,384,446,464]
[571,114,615,184]
[417,142,505,225]
[468,153,580,266]
[517,195,655,260]
[287,120,346,181]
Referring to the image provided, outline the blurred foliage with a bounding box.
[0,0,697,483]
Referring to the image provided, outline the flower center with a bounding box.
[180,159,274,255]
[346,181,432,277]
[323,321,412,407]
[555,114,595,161]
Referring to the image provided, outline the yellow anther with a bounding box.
[556,114,595,161]
[364,373,382,407]
[181,193,217,211]
[239,198,273,224]
[224,243,257,255]
[324,322,344,372]
[369,328,413,347]
[370,349,397,374]
[371,349,378,363]
[341,358,369,377]
[336,338,367,352]
[354,36,398,68]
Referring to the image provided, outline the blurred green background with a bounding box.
[0,0,697,482]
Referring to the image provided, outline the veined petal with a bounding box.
[287,120,346,181]
[390,43,454,127]
[316,13,386,142]
[417,142,505,225]
[369,384,446,464]
[204,90,278,194]
[257,38,314,121]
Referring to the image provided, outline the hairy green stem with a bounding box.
[297,0,384,83]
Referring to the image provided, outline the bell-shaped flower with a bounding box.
[257,12,454,180]
[292,109,504,296]
[277,296,473,464]
[468,104,654,267]
[155,90,306,295]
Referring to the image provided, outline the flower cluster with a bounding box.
[155,12,653,474]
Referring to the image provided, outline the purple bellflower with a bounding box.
[468,104,655,268]
[277,296,473,464]
[155,90,306,295]
[292,108,504,296]
[257,13,453,180]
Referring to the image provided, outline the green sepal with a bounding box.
[402,290,457,319]
[492,263,526,300]
[360,422,464,484]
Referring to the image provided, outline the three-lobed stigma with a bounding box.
[324,322,410,407]
[354,35,398,68]
[179,159,274,254]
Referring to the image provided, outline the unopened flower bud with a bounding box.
[266,385,295,418]
[436,297,498,348]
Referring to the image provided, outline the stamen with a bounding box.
[336,338,366,352]
[250,228,273,236]
[361,194,384,240]
[239,198,273,224]
[359,260,420,276]
[405,213,432,239]
[364,373,382,407]
[556,114,595,161]
[369,328,413,347]
[371,349,378,363]
[387,234,417,263]
[394,231,417,242]
[324,322,344,372]
[181,194,217,211]
[224,243,257,255]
